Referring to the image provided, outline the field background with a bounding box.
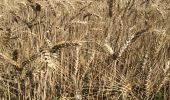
[0,0,170,100]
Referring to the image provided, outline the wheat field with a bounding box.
[0,0,170,100]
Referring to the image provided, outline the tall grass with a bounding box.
[0,0,170,99]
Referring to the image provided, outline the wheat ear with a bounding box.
[0,52,19,67]
[118,26,151,58]
[50,41,83,53]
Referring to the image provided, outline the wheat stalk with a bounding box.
[156,73,170,93]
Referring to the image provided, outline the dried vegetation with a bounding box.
[0,0,170,100]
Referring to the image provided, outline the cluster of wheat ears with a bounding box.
[0,0,170,100]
